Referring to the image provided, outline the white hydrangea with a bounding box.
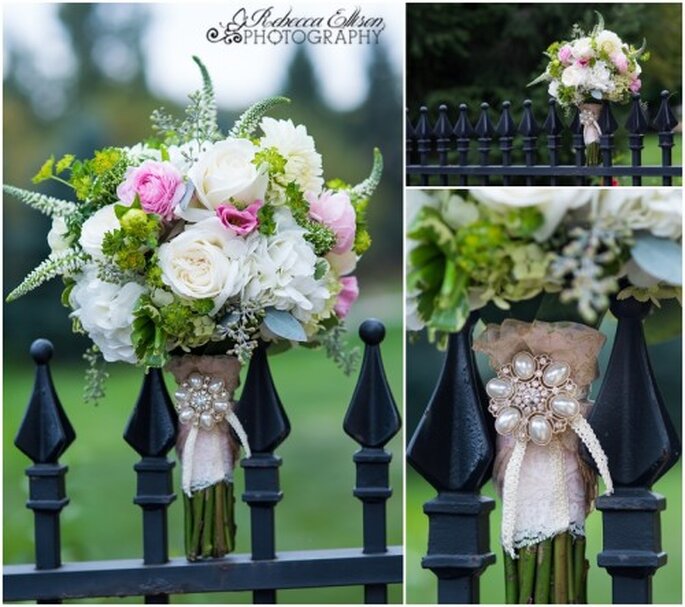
[243,208,330,322]
[259,117,324,194]
[70,267,146,363]
[586,61,614,92]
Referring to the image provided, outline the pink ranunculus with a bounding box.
[334,276,359,318]
[216,200,262,236]
[306,190,356,254]
[629,78,642,93]
[576,58,590,68]
[558,45,573,65]
[610,51,629,74]
[117,160,185,221]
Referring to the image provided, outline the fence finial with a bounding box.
[654,90,678,132]
[626,93,649,133]
[235,343,290,453]
[474,102,495,138]
[406,107,415,140]
[344,319,401,448]
[496,101,517,137]
[407,312,494,491]
[433,104,453,141]
[518,99,539,136]
[123,368,177,457]
[543,98,564,135]
[598,100,618,134]
[453,103,474,138]
[586,296,681,486]
[15,339,75,464]
[416,106,433,142]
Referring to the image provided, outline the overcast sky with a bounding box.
[3,2,403,111]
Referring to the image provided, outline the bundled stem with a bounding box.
[184,481,236,560]
[553,533,569,603]
[504,551,519,604]
[534,539,552,604]
[518,546,536,603]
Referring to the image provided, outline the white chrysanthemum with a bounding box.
[259,117,324,194]
[243,208,330,323]
[596,30,622,55]
[70,267,146,363]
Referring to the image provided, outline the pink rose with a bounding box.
[629,78,642,93]
[558,45,573,65]
[334,276,359,318]
[306,190,356,254]
[216,200,262,236]
[576,58,590,68]
[610,51,629,74]
[117,160,185,221]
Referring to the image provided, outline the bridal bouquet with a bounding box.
[528,13,647,164]
[408,188,680,603]
[5,56,381,560]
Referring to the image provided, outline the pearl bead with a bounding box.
[208,378,224,394]
[199,411,215,430]
[486,378,514,399]
[178,407,195,424]
[512,351,536,380]
[213,400,229,414]
[551,393,580,418]
[542,362,570,387]
[188,373,204,390]
[175,389,188,402]
[495,407,521,435]
[528,415,552,446]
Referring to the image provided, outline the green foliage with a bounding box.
[6,249,86,302]
[3,184,78,217]
[254,146,287,175]
[101,207,162,272]
[283,182,336,256]
[229,95,291,139]
[317,321,360,375]
[351,147,383,200]
[83,345,109,405]
[32,156,55,184]
[257,203,276,236]
[69,147,131,210]
[131,296,169,368]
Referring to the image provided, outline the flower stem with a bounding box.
[517,545,536,603]
[574,536,587,603]
[504,550,519,603]
[183,492,193,558]
[534,539,552,604]
[567,534,576,603]
[201,488,215,558]
[225,482,236,552]
[553,533,569,603]
[214,483,227,557]
[188,491,205,561]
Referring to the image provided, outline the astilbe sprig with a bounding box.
[3,184,78,218]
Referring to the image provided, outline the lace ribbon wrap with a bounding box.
[578,102,602,146]
[167,355,251,496]
[473,320,613,558]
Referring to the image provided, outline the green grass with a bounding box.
[613,133,682,186]
[406,465,682,604]
[4,319,403,604]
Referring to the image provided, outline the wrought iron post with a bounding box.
[625,93,648,186]
[434,104,453,187]
[15,339,76,604]
[235,344,291,604]
[543,98,563,186]
[454,104,473,187]
[599,101,618,186]
[518,100,538,186]
[123,369,178,604]
[416,106,433,187]
[496,101,516,186]
[586,296,681,604]
[474,103,494,186]
[570,107,587,184]
[653,90,677,186]
[408,312,496,604]
[344,320,401,604]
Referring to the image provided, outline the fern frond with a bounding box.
[3,184,78,217]
[229,96,291,139]
[352,148,384,199]
[6,249,86,302]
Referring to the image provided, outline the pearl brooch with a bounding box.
[174,373,232,429]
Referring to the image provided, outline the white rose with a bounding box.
[184,139,268,222]
[571,37,594,60]
[79,204,126,259]
[596,30,622,55]
[561,64,587,88]
[47,217,73,253]
[70,267,146,363]
[594,190,682,239]
[158,217,250,313]
[470,188,595,241]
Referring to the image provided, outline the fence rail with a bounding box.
[4,320,402,604]
[406,92,682,187]
[408,297,681,604]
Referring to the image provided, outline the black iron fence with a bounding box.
[408,297,681,604]
[406,92,682,187]
[4,319,402,604]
